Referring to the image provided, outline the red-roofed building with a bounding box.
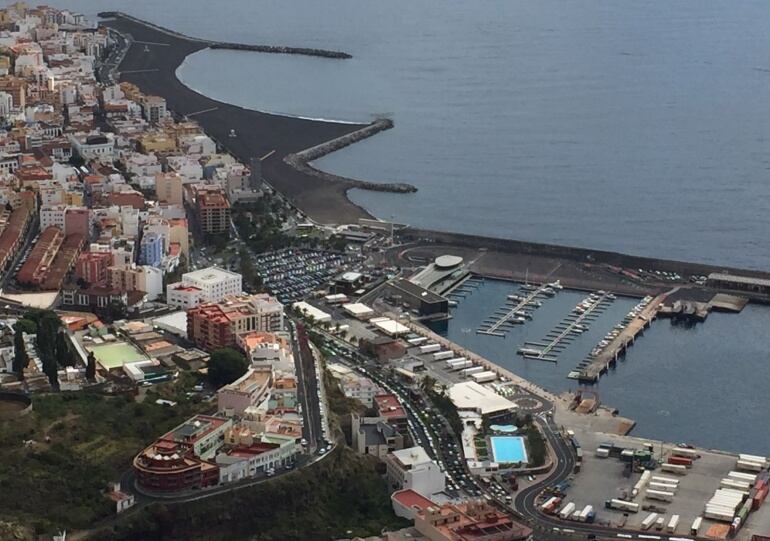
[391,489,437,520]
[374,393,408,435]
[16,225,63,285]
[0,199,33,274]
[414,500,532,541]
[40,233,85,290]
[106,190,145,210]
[133,415,232,493]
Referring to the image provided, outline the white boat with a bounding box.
[518,347,543,356]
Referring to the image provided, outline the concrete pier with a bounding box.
[575,293,667,383]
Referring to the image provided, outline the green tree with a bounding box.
[207,347,248,387]
[106,300,127,321]
[14,318,36,335]
[85,351,96,381]
[55,332,74,367]
[12,328,28,377]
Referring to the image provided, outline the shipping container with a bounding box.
[654,517,665,531]
[431,350,454,361]
[596,447,610,458]
[571,510,582,521]
[729,471,758,485]
[661,463,687,475]
[559,502,576,520]
[418,344,440,354]
[650,481,678,492]
[446,359,473,370]
[605,499,640,513]
[690,516,702,535]
[737,459,764,472]
[672,447,699,459]
[652,475,679,485]
[721,479,751,493]
[471,370,497,384]
[407,336,428,345]
[646,489,675,502]
[641,513,659,530]
[667,514,680,533]
[668,456,693,467]
[704,509,735,522]
[753,486,768,510]
[740,454,767,465]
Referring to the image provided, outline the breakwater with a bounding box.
[403,227,770,282]
[99,12,352,60]
[285,118,418,194]
[210,43,351,59]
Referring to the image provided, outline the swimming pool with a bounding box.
[490,436,528,464]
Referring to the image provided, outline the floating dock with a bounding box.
[519,291,614,362]
[571,293,667,383]
[477,282,559,337]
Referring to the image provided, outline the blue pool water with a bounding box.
[490,436,528,464]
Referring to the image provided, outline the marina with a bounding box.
[476,282,561,337]
[568,293,666,382]
[518,291,615,362]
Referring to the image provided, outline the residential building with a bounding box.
[166,283,203,310]
[133,415,232,492]
[374,394,409,435]
[217,368,273,417]
[139,231,163,268]
[352,414,405,458]
[75,250,112,285]
[64,206,90,237]
[236,331,292,366]
[186,293,284,352]
[195,186,230,236]
[413,500,533,541]
[16,225,63,285]
[155,172,183,205]
[68,132,114,162]
[384,446,445,498]
[181,266,241,302]
[141,95,166,124]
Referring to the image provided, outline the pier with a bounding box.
[519,291,614,362]
[571,293,667,383]
[477,283,557,337]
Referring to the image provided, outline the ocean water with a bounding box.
[440,279,770,455]
[57,0,770,268]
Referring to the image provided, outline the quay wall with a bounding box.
[403,228,770,280]
[285,119,418,194]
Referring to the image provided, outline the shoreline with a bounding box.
[100,13,410,224]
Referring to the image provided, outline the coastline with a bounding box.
[100,13,412,224]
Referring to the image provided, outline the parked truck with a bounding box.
[641,513,659,530]
[668,456,693,467]
[559,502,576,520]
[645,489,675,503]
[667,514,680,533]
[605,499,640,513]
[460,366,484,377]
[471,370,497,384]
[690,516,702,535]
[432,350,454,361]
[578,505,594,522]
[661,463,687,475]
[419,344,441,354]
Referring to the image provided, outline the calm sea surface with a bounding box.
[52,0,770,451]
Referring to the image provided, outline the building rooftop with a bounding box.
[708,272,770,288]
[183,266,240,284]
[221,368,272,395]
[162,414,229,446]
[391,446,432,467]
[392,489,436,513]
[448,381,516,416]
[374,394,406,420]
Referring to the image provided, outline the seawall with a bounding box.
[284,119,417,194]
[403,227,770,280]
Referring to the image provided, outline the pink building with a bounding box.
[216,368,272,417]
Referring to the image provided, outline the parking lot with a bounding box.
[565,427,750,535]
[253,248,364,303]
